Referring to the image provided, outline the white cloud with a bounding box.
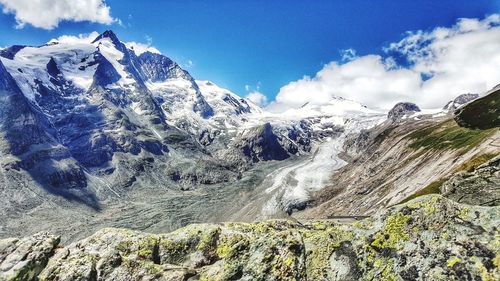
[271,14,500,111]
[340,48,358,62]
[49,32,100,44]
[246,91,268,107]
[125,34,161,56]
[0,0,117,30]
[244,82,267,106]
[125,42,161,56]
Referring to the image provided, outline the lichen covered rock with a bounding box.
[441,154,500,206]
[2,195,499,280]
[0,232,59,281]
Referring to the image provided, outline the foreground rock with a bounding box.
[0,233,59,280]
[1,195,498,280]
[441,155,500,206]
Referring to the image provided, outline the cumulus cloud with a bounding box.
[0,0,117,30]
[125,42,161,56]
[271,14,500,111]
[125,34,161,55]
[246,91,268,107]
[49,32,100,44]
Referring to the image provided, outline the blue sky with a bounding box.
[0,0,499,105]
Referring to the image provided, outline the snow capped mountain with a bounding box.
[0,30,389,238]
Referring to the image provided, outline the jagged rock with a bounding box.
[2,195,497,280]
[441,155,500,206]
[387,102,421,121]
[138,51,192,82]
[0,45,26,60]
[0,232,59,281]
[443,93,479,111]
[224,123,291,164]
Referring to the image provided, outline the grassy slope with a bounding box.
[454,87,500,129]
[398,112,498,204]
[407,119,497,151]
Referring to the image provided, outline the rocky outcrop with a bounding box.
[0,233,59,280]
[222,123,291,164]
[443,93,479,111]
[138,51,193,83]
[1,195,498,280]
[441,155,500,206]
[0,45,25,60]
[387,102,420,121]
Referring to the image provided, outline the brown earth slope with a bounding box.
[296,90,500,219]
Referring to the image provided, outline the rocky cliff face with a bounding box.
[443,93,479,111]
[1,195,498,281]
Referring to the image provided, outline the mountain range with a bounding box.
[0,30,498,281]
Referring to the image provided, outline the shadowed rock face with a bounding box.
[0,59,88,190]
[138,51,192,83]
[387,102,421,121]
[2,195,498,281]
[230,123,291,163]
[137,51,214,119]
[0,45,26,60]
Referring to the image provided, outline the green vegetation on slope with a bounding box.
[407,119,497,151]
[398,153,498,205]
[454,153,498,172]
[454,88,500,129]
[398,178,445,204]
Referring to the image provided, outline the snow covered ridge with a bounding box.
[0,30,412,167]
[0,30,390,182]
[0,30,386,133]
[0,30,269,131]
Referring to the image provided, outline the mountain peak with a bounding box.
[92,30,120,45]
[388,102,420,120]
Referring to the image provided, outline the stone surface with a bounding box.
[1,195,498,281]
[441,155,500,206]
[387,102,421,121]
[443,93,479,111]
[0,232,59,281]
